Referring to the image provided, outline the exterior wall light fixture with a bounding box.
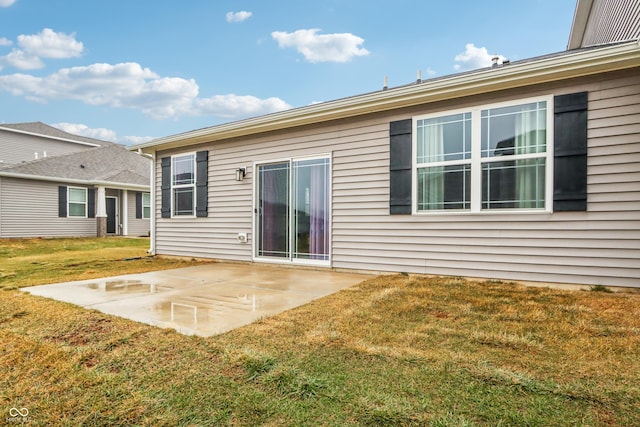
[235,167,246,181]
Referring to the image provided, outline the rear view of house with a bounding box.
[0,123,151,238]
[132,0,640,288]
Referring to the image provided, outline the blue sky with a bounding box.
[0,0,577,145]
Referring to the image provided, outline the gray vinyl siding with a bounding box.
[581,0,640,47]
[0,130,94,165]
[0,177,95,238]
[154,70,640,288]
[127,191,150,237]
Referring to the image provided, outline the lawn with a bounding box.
[0,237,202,289]
[1,238,639,426]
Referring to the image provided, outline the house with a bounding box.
[0,122,107,165]
[131,0,640,288]
[0,123,151,238]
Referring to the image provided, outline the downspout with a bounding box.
[137,148,156,255]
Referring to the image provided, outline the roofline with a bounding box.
[568,0,594,50]
[0,126,102,148]
[131,41,640,153]
[0,171,149,191]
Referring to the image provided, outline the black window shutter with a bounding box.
[58,186,67,217]
[195,150,209,217]
[161,157,171,218]
[389,119,413,215]
[554,92,588,211]
[135,192,143,219]
[87,188,96,218]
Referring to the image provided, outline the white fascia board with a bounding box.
[0,126,102,147]
[131,41,640,153]
[0,171,149,191]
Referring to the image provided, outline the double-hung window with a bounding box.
[142,193,151,219]
[416,112,472,210]
[68,187,88,217]
[172,153,196,216]
[481,101,548,209]
[414,97,551,213]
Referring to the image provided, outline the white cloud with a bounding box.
[454,43,505,71]
[0,62,291,120]
[0,0,16,7]
[52,122,157,145]
[226,11,252,23]
[194,94,291,119]
[121,135,155,145]
[0,28,84,70]
[271,29,369,63]
[52,122,118,142]
[0,62,195,118]
[1,49,43,70]
[17,28,83,59]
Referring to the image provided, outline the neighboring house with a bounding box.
[0,126,151,238]
[131,0,640,288]
[0,122,108,165]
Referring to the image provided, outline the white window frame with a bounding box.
[412,95,554,215]
[142,192,151,219]
[68,186,88,218]
[171,152,196,218]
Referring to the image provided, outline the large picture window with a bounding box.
[414,97,551,213]
[172,153,195,216]
[68,187,88,217]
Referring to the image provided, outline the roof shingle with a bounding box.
[0,143,150,186]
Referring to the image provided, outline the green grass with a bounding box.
[1,238,639,426]
[0,237,202,289]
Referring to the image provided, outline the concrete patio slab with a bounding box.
[22,263,371,336]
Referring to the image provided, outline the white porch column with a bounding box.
[96,186,107,217]
[96,185,107,237]
[122,189,129,236]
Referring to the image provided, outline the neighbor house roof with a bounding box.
[0,121,111,148]
[568,0,640,49]
[131,41,640,153]
[0,143,150,190]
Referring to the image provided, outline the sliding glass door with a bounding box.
[256,156,330,264]
[257,162,290,258]
[292,158,330,261]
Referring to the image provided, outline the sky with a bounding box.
[0,0,578,145]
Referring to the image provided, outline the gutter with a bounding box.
[130,41,640,152]
[0,170,149,192]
